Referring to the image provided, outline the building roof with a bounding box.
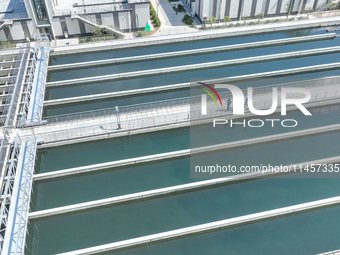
[53,0,131,15]
[0,0,28,20]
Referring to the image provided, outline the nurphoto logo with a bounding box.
[199,82,312,128]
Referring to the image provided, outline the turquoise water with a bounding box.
[44,69,340,116]
[26,28,340,255]
[26,176,340,254]
[49,29,324,66]
[31,157,192,211]
[37,105,340,174]
[32,126,340,211]
[109,204,340,255]
[46,50,340,100]
[47,38,340,82]
[44,28,340,117]
[44,51,340,116]
[191,131,340,178]
[35,128,189,173]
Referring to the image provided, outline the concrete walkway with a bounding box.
[14,82,340,146]
[57,195,340,255]
[150,0,197,36]
[29,154,340,218]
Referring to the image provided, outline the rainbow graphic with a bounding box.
[199,82,222,106]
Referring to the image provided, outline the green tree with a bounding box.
[223,16,231,22]
[286,3,293,17]
[92,26,103,36]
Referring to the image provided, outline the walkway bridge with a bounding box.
[17,76,340,146]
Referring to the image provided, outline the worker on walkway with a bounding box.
[226,98,232,111]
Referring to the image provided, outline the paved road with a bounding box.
[150,0,198,36]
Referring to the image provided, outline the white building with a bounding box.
[0,0,150,41]
[186,0,332,23]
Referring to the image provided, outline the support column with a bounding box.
[238,0,245,20]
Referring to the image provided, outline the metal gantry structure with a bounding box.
[0,34,49,255]
[1,133,37,254]
[0,48,25,127]
[2,47,30,128]
[0,133,22,253]
[19,34,50,127]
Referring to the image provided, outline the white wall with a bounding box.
[242,0,253,17]
[316,0,327,9]
[256,0,266,15]
[134,3,149,28]
[268,0,278,14]
[25,20,37,39]
[201,0,213,19]
[280,0,291,13]
[85,21,94,34]
[118,12,130,30]
[293,0,301,12]
[219,0,227,19]
[51,18,63,38]
[229,0,240,18]
[0,30,6,41]
[305,0,315,10]
[10,22,25,41]
[101,13,114,27]
[65,17,81,35]
[215,0,221,19]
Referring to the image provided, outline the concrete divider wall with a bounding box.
[48,34,336,71]
[46,46,340,87]
[29,155,340,220]
[44,63,340,107]
[56,195,340,255]
[33,122,340,181]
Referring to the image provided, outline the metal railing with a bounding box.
[27,77,340,144]
[19,47,39,125]
[43,76,340,125]
[0,134,21,254]
[36,108,190,144]
[0,130,9,170]
[0,132,37,255]
[19,34,50,127]
[0,47,25,127]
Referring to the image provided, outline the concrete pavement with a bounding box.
[149,0,198,36]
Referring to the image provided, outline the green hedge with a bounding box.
[0,41,15,48]
[182,14,193,25]
[177,4,185,12]
[255,13,264,19]
[150,3,161,28]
